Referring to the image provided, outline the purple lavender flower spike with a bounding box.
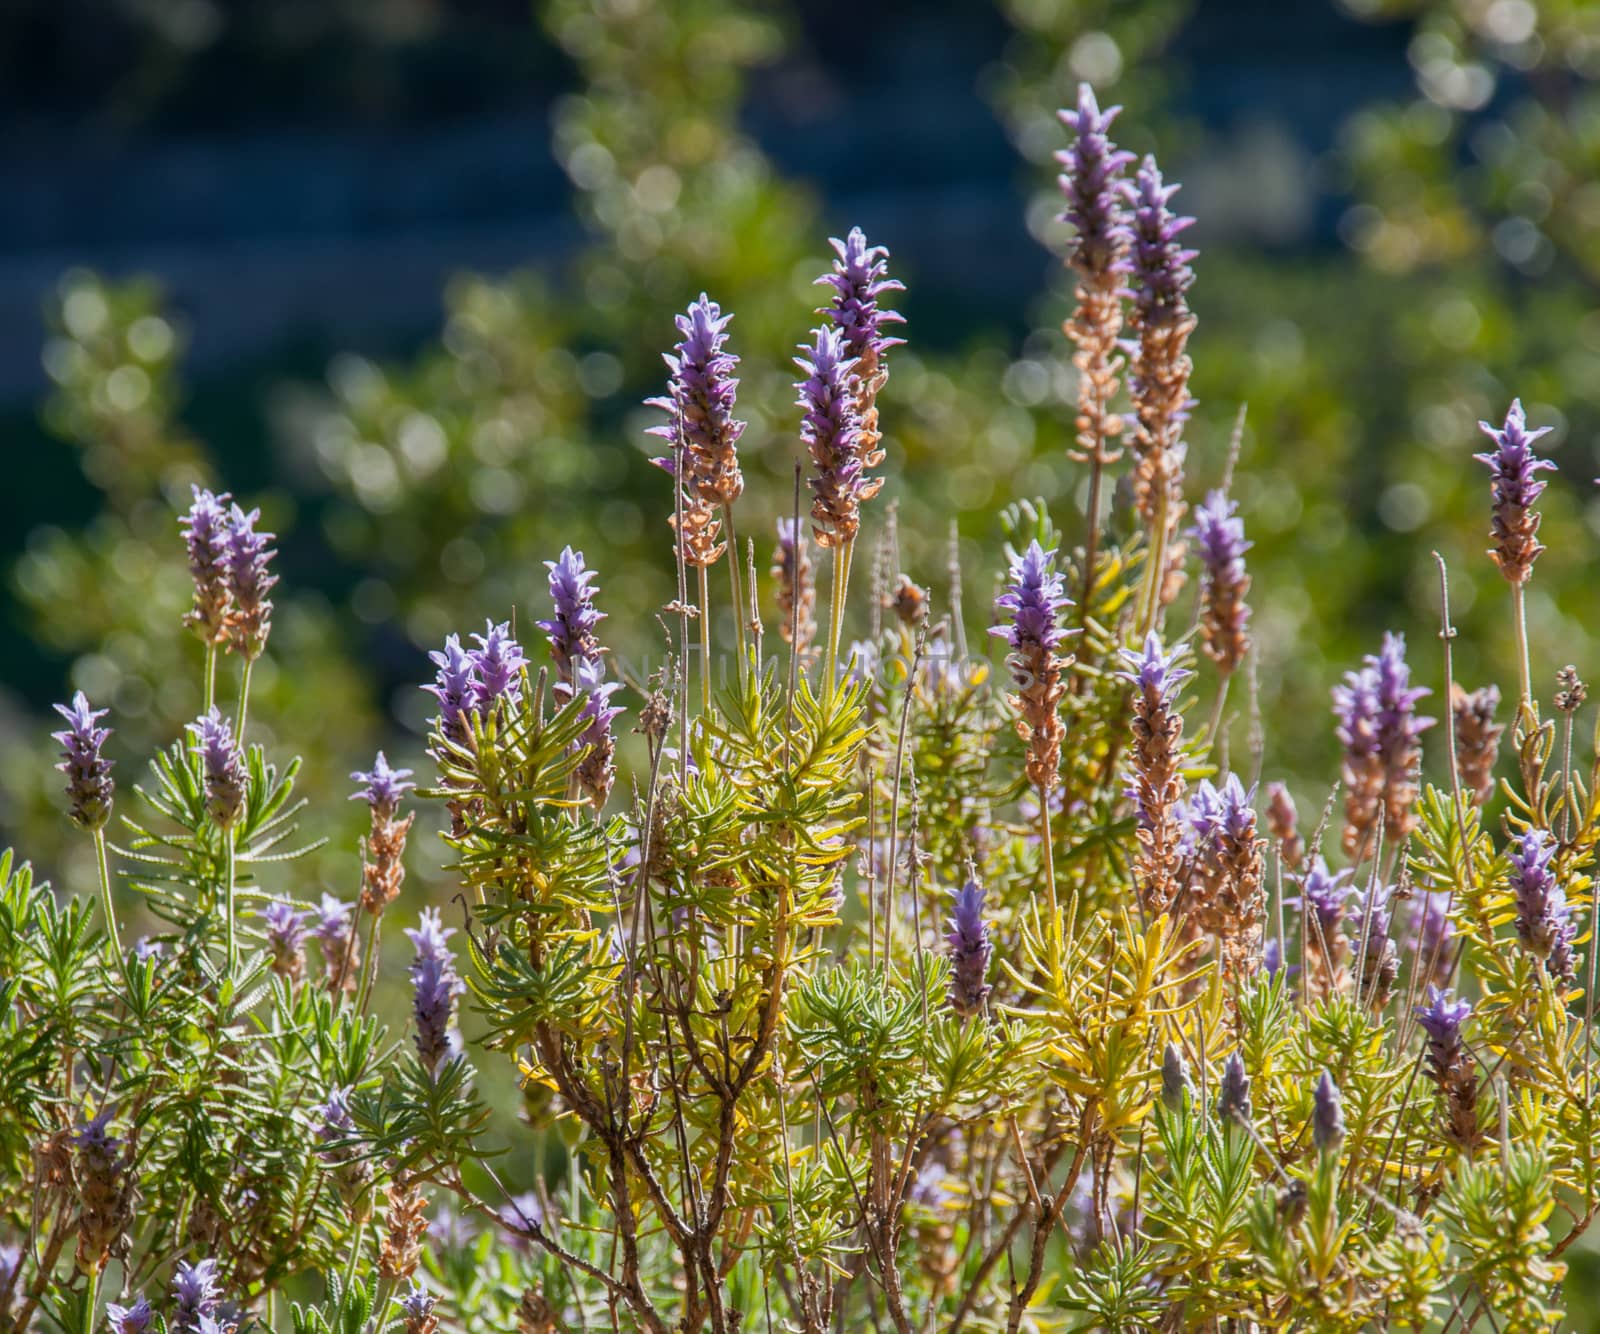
[52,691,114,832]
[350,751,415,821]
[1116,631,1193,702]
[406,908,466,1074]
[314,893,353,951]
[1056,84,1135,277]
[993,542,1073,791]
[1509,827,1576,981]
[564,655,623,811]
[816,227,906,365]
[1312,1070,1345,1153]
[1415,987,1472,1072]
[189,708,246,830]
[468,619,526,713]
[1474,399,1556,585]
[263,900,311,981]
[991,541,1072,657]
[536,546,606,686]
[946,878,993,1019]
[1333,632,1434,859]
[180,486,234,645]
[1160,1042,1191,1112]
[424,633,480,747]
[223,502,277,659]
[106,1295,153,1334]
[645,294,746,507]
[1218,1052,1252,1124]
[1125,154,1197,328]
[315,1085,355,1147]
[798,324,880,549]
[1190,490,1250,581]
[171,1258,221,1332]
[399,1286,437,1328]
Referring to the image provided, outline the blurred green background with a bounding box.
[5,0,1600,932]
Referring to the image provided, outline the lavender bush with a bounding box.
[6,89,1600,1334]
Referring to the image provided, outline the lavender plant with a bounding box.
[11,86,1600,1334]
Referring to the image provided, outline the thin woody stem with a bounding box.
[1510,580,1534,726]
[823,538,855,699]
[698,564,713,715]
[723,503,748,686]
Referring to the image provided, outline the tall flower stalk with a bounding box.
[1119,634,1191,916]
[52,691,119,952]
[179,486,233,712]
[1124,155,1197,634]
[648,297,743,704]
[1474,399,1555,721]
[993,542,1071,946]
[810,229,902,695]
[1189,488,1253,743]
[1056,84,1133,610]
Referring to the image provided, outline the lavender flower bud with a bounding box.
[1189,490,1252,675]
[351,752,416,823]
[1312,1071,1345,1153]
[1056,84,1135,278]
[73,1109,131,1273]
[798,325,881,550]
[1415,986,1481,1151]
[468,620,526,714]
[262,900,310,981]
[400,1286,438,1334]
[222,502,276,660]
[1160,1042,1191,1112]
[991,541,1071,791]
[189,708,246,830]
[1265,781,1304,871]
[171,1258,221,1332]
[563,657,622,812]
[314,893,359,993]
[315,1085,372,1207]
[52,691,114,833]
[352,752,416,915]
[1218,1052,1252,1125]
[1510,827,1575,982]
[1474,399,1556,586]
[1451,683,1504,807]
[536,547,606,687]
[180,486,234,645]
[1118,633,1191,914]
[424,634,480,748]
[773,518,817,663]
[946,878,993,1018]
[106,1295,153,1334]
[406,908,466,1074]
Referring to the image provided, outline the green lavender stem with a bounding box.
[235,655,255,743]
[93,826,120,957]
[823,538,855,700]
